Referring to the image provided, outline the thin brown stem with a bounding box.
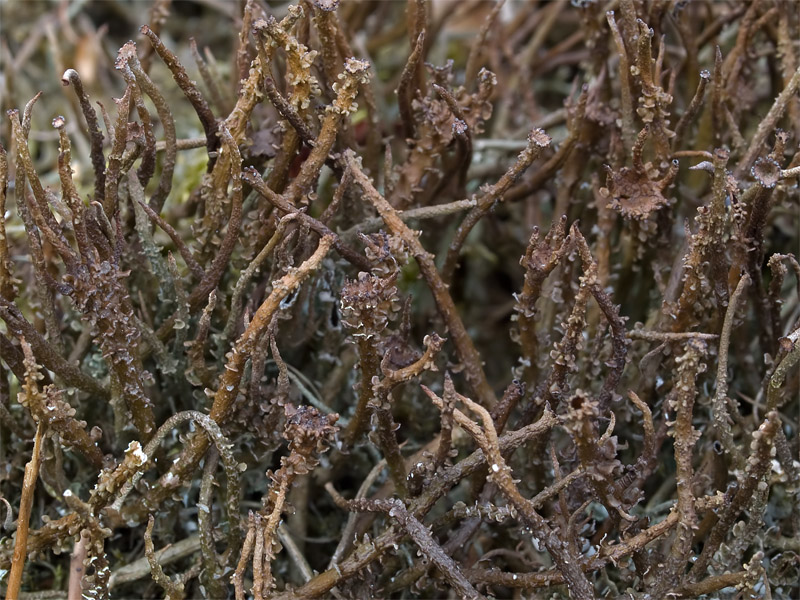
[5,422,44,600]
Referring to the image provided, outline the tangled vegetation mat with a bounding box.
[0,0,799,598]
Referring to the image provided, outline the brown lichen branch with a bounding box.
[369,333,445,497]
[61,69,106,204]
[144,515,185,600]
[572,227,629,412]
[16,340,104,468]
[607,11,636,153]
[139,25,219,169]
[339,199,477,243]
[271,408,557,599]
[5,421,44,600]
[627,330,718,341]
[672,69,710,151]
[149,236,335,504]
[442,127,551,284]
[232,512,257,600]
[444,389,595,600]
[689,411,781,580]
[653,338,706,597]
[736,64,800,178]
[462,502,693,589]
[513,215,570,385]
[115,40,177,213]
[0,299,110,400]
[464,0,504,89]
[712,272,749,467]
[0,144,13,301]
[432,83,472,192]
[53,116,94,264]
[242,169,373,272]
[326,487,484,600]
[132,190,205,281]
[256,405,338,595]
[67,530,89,600]
[281,56,370,206]
[398,31,425,140]
[344,150,498,410]
[767,324,800,411]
